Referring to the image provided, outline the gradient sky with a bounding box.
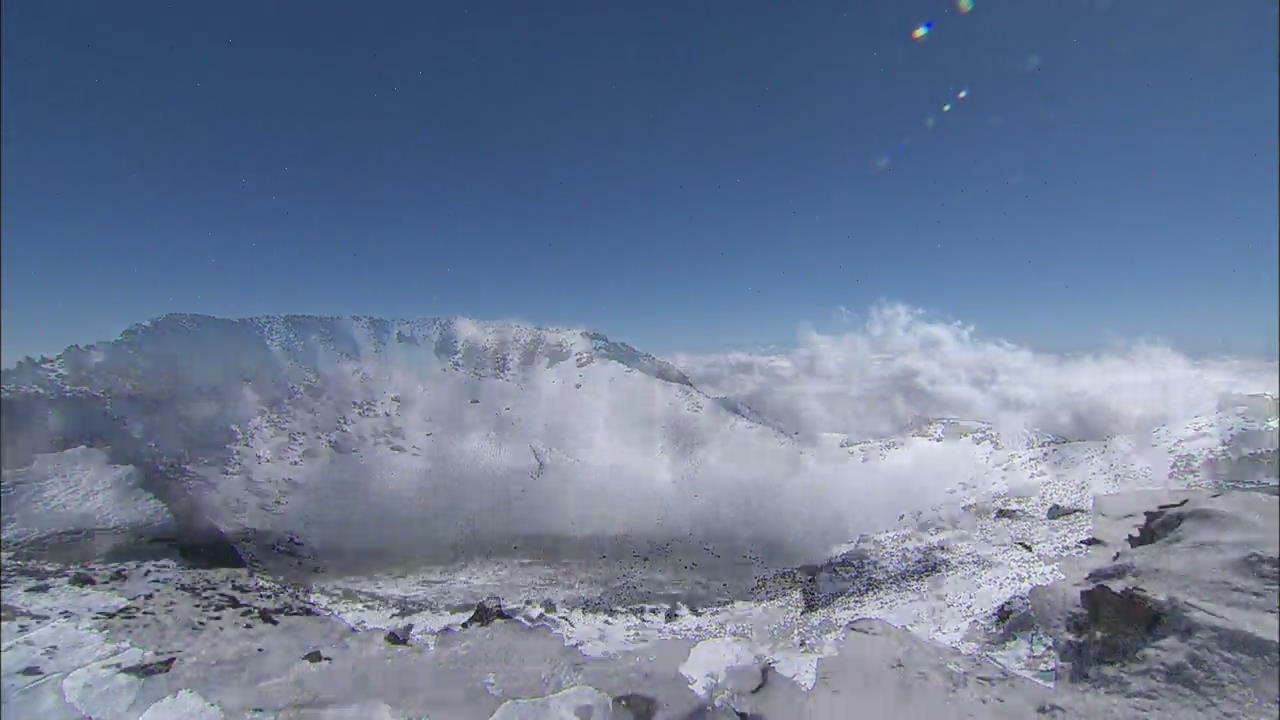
[3,0,1277,366]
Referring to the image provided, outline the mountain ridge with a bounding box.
[3,312,695,392]
[5,312,1275,584]
[2,313,819,569]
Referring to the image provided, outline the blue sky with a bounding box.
[3,0,1276,365]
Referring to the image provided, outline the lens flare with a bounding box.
[956,0,974,14]
[911,22,933,41]
[942,103,952,112]
[957,89,969,100]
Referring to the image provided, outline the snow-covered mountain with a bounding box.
[4,314,866,575]
[4,314,1276,578]
[3,314,1277,719]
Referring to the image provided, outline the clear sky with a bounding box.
[3,0,1277,366]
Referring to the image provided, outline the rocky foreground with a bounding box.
[2,487,1277,719]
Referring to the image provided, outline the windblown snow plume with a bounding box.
[672,303,1278,443]
[2,306,1275,577]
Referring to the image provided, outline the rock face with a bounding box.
[461,597,513,629]
[384,624,414,646]
[1125,498,1190,548]
[1062,584,1167,676]
[751,540,950,614]
[1030,489,1279,717]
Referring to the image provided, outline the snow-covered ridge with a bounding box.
[3,313,820,567]
[2,313,693,394]
[3,312,1275,612]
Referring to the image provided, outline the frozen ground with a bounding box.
[1,486,1275,718]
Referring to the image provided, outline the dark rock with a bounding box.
[69,572,97,587]
[993,597,1024,624]
[1086,563,1135,583]
[1063,584,1166,678]
[302,650,329,663]
[1046,504,1085,520]
[258,608,279,625]
[612,693,658,720]
[461,597,512,629]
[1078,537,1105,547]
[120,657,176,677]
[1127,506,1187,548]
[1015,541,1034,552]
[753,544,949,614]
[109,569,129,582]
[18,666,42,676]
[995,508,1022,520]
[385,624,413,646]
[1036,703,1067,714]
[23,582,52,593]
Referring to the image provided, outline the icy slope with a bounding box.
[1,446,175,547]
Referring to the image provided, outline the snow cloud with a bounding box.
[672,302,1278,442]
[3,307,1275,574]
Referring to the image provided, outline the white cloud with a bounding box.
[671,302,1278,442]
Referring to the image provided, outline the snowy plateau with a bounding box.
[1,312,1277,719]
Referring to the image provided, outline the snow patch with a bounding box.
[679,637,761,698]
[1,446,173,545]
[489,684,613,719]
[139,689,225,720]
[60,647,146,720]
